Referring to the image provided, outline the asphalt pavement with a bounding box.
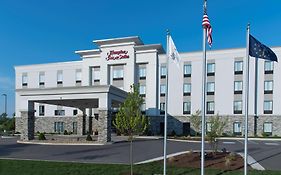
[0,136,281,170]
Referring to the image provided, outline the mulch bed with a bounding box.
[166,152,251,171]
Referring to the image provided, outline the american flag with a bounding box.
[202,13,212,47]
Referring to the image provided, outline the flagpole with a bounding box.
[201,20,207,175]
[244,23,250,175]
[163,29,170,175]
[254,57,258,137]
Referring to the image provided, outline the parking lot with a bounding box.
[0,137,281,170]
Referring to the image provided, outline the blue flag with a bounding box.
[249,34,278,62]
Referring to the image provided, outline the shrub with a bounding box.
[262,132,270,137]
[86,134,92,141]
[63,130,68,135]
[38,133,46,140]
[170,130,176,136]
[225,152,236,167]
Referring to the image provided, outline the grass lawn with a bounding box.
[0,159,280,175]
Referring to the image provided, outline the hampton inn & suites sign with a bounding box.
[106,50,129,61]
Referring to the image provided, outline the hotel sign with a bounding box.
[106,50,129,61]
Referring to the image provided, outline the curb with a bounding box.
[237,152,265,170]
[17,140,111,146]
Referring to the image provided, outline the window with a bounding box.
[206,122,212,133]
[207,82,215,95]
[73,109,78,116]
[233,122,242,135]
[139,67,146,80]
[160,84,166,96]
[264,101,273,114]
[234,61,243,74]
[75,69,82,84]
[183,64,192,77]
[141,103,146,113]
[234,81,243,94]
[183,83,191,96]
[263,122,272,135]
[113,69,124,80]
[160,102,165,114]
[54,110,65,116]
[90,67,100,84]
[160,66,167,78]
[207,101,214,114]
[57,70,63,85]
[139,85,146,97]
[39,72,45,86]
[234,101,242,114]
[39,105,45,116]
[264,81,273,94]
[183,102,191,114]
[207,63,215,76]
[54,122,64,133]
[22,73,28,87]
[264,61,273,74]
[72,122,77,134]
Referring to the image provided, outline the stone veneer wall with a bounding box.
[148,115,281,137]
[34,116,77,133]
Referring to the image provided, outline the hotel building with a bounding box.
[15,36,281,143]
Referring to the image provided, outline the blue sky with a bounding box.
[0,0,280,116]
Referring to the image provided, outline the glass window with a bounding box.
[39,73,45,84]
[207,63,215,73]
[207,82,215,92]
[234,61,243,72]
[264,81,273,91]
[39,105,45,116]
[234,101,242,113]
[207,101,214,114]
[183,83,191,94]
[160,84,166,95]
[94,69,100,81]
[234,81,243,91]
[183,102,191,114]
[264,61,273,71]
[139,85,146,95]
[139,67,146,79]
[76,69,82,82]
[160,103,165,113]
[160,66,167,77]
[263,122,272,133]
[57,70,63,83]
[113,69,124,79]
[54,122,64,133]
[22,73,28,86]
[54,110,65,116]
[141,103,146,112]
[73,109,78,116]
[184,64,192,76]
[206,122,212,132]
[264,101,273,112]
[233,122,242,134]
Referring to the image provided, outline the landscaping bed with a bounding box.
[166,151,249,171]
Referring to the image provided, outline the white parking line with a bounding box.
[223,141,236,145]
[238,153,265,170]
[265,142,279,146]
[249,140,258,144]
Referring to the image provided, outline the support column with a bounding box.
[98,109,111,143]
[77,114,86,135]
[20,110,35,141]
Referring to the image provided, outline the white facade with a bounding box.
[15,36,281,136]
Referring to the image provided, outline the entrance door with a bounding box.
[160,122,164,136]
[182,122,190,136]
[73,122,77,134]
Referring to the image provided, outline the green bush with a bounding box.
[262,132,271,137]
[63,130,68,135]
[86,134,92,141]
[38,133,46,140]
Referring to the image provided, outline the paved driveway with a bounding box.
[0,137,281,171]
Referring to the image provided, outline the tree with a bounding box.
[207,114,228,154]
[189,110,201,136]
[113,84,148,175]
